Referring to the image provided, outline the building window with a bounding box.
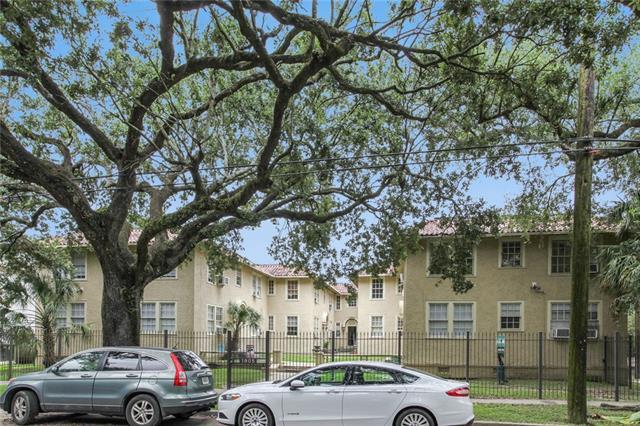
[208,269,226,286]
[70,303,85,325]
[397,317,404,332]
[397,276,404,294]
[141,303,157,331]
[347,295,357,307]
[428,303,449,336]
[550,302,571,332]
[268,280,275,295]
[371,316,384,337]
[268,316,274,332]
[588,302,600,335]
[453,303,473,336]
[72,252,86,280]
[55,305,67,329]
[551,240,571,274]
[590,248,600,273]
[207,305,224,334]
[287,316,298,336]
[335,322,341,337]
[314,288,320,304]
[428,243,474,276]
[252,276,262,297]
[161,268,177,279]
[371,278,384,299]
[500,302,522,330]
[235,267,242,286]
[313,317,319,335]
[287,280,299,300]
[501,241,523,268]
[56,303,86,328]
[159,302,176,331]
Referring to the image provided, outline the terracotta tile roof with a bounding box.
[419,218,616,237]
[253,264,308,278]
[333,283,357,295]
[358,265,396,277]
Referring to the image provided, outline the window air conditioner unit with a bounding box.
[587,328,599,339]
[217,277,229,286]
[552,328,570,339]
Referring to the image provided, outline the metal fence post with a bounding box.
[163,330,169,349]
[226,330,232,390]
[629,336,633,390]
[398,331,403,365]
[265,331,271,382]
[8,336,14,381]
[538,331,543,400]
[465,331,470,383]
[614,332,620,401]
[636,332,640,380]
[331,331,336,363]
[604,336,609,383]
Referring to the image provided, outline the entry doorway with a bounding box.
[347,326,357,347]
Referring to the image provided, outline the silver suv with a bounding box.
[1,347,217,426]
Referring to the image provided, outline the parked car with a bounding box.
[0,347,217,426]
[217,361,474,426]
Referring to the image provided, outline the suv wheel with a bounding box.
[11,390,39,425]
[125,394,161,426]
[396,408,435,426]
[238,403,273,426]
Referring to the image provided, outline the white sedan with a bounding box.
[217,361,474,426]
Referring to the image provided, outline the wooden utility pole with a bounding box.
[567,64,595,424]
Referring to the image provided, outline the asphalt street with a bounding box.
[0,411,223,425]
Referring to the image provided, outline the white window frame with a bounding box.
[426,242,477,277]
[252,275,262,298]
[141,301,177,333]
[286,280,299,301]
[267,280,276,296]
[71,252,88,281]
[499,239,525,268]
[235,267,242,287]
[347,295,357,307]
[549,237,572,275]
[397,316,404,333]
[497,301,524,331]
[547,300,601,338]
[370,315,384,338]
[426,301,476,337]
[370,278,385,300]
[207,305,224,335]
[335,322,341,338]
[286,315,299,336]
[397,276,404,294]
[268,315,275,332]
[335,295,341,310]
[56,302,87,328]
[160,268,178,280]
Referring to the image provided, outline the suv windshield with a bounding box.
[173,351,207,371]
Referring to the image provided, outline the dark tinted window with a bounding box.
[173,351,207,371]
[58,352,104,372]
[103,352,140,371]
[351,366,398,385]
[141,355,167,371]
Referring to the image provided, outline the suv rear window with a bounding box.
[172,351,207,371]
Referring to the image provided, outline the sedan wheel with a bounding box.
[125,395,161,426]
[239,403,273,426]
[396,409,435,426]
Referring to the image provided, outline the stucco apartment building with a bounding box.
[56,233,339,339]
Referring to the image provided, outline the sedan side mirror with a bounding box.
[290,380,305,390]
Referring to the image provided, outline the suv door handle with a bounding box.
[126,374,139,378]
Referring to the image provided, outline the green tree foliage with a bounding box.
[225,302,261,355]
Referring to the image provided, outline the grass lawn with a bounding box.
[475,404,637,425]
[0,385,6,394]
[470,379,640,401]
[0,363,41,381]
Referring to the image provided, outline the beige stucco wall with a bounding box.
[356,274,404,334]
[404,235,624,336]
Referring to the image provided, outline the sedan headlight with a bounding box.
[220,393,242,401]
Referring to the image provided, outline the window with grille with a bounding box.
[72,252,86,279]
[287,280,299,300]
[588,302,599,334]
[371,278,384,299]
[347,295,357,307]
[159,303,176,331]
[236,267,242,286]
[453,303,473,336]
[501,241,522,267]
[397,277,404,294]
[141,303,156,331]
[287,316,298,336]
[268,280,275,295]
[70,303,85,325]
[268,316,274,331]
[428,303,448,336]
[336,295,341,310]
[397,317,404,332]
[55,305,68,329]
[551,240,571,274]
[550,302,571,331]
[371,316,383,337]
[500,302,522,330]
[253,276,262,297]
[207,305,224,334]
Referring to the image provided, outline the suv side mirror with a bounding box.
[290,380,305,390]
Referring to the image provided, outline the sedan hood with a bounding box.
[228,381,279,393]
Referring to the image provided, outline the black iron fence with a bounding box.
[1,329,639,401]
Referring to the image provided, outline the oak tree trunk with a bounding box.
[567,64,595,425]
[101,267,143,346]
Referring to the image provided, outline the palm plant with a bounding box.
[225,302,261,355]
